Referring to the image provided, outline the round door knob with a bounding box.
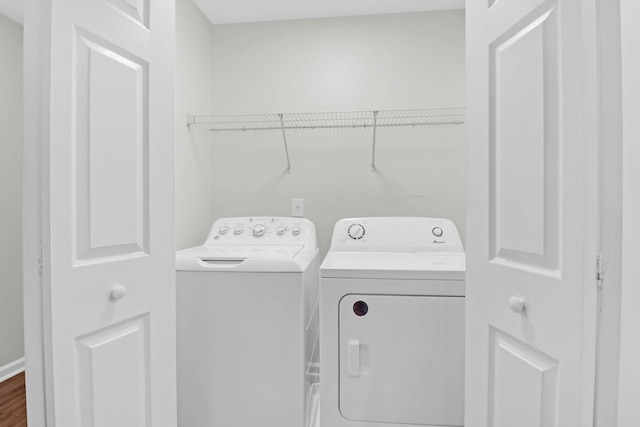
[509,297,526,313]
[277,226,286,236]
[234,226,244,235]
[292,226,301,236]
[253,224,266,237]
[219,225,229,235]
[110,285,127,301]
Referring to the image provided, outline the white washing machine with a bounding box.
[176,217,319,427]
[319,217,465,427]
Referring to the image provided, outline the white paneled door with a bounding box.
[466,0,598,426]
[23,0,176,425]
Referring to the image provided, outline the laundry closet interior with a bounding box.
[174,1,466,426]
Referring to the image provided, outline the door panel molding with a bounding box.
[73,27,150,265]
[76,314,150,427]
[105,0,150,29]
[489,1,561,276]
[488,328,559,427]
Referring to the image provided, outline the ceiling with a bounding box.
[0,0,463,26]
[0,0,22,24]
[194,0,464,25]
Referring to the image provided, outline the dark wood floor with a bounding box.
[0,372,27,427]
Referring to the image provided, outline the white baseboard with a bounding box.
[0,357,25,383]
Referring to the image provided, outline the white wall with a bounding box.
[0,13,24,367]
[176,0,214,249]
[618,0,640,424]
[198,11,465,256]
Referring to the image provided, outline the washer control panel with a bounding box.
[332,217,463,253]
[205,217,315,245]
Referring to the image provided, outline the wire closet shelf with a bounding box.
[187,107,465,173]
[187,108,465,132]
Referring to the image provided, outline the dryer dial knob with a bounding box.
[234,226,244,235]
[253,224,266,237]
[348,224,365,240]
[292,226,302,236]
[218,225,229,235]
[277,226,286,236]
[432,227,444,237]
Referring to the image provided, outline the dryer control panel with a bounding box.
[330,217,463,253]
[204,217,316,247]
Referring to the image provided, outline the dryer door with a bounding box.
[339,294,464,426]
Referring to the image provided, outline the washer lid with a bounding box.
[199,244,304,259]
[320,251,465,280]
[176,244,313,272]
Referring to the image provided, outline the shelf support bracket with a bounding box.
[371,110,379,172]
[279,114,292,174]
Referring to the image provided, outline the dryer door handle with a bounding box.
[347,339,360,377]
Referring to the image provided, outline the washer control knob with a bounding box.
[432,227,444,237]
[292,226,302,236]
[348,224,365,240]
[218,225,229,235]
[253,224,266,237]
[234,226,244,235]
[277,226,286,236]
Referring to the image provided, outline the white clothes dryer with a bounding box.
[176,217,319,427]
[319,217,465,427]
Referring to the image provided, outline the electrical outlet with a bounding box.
[292,198,304,218]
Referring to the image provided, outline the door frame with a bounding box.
[617,0,640,425]
[592,0,625,425]
[23,0,54,424]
